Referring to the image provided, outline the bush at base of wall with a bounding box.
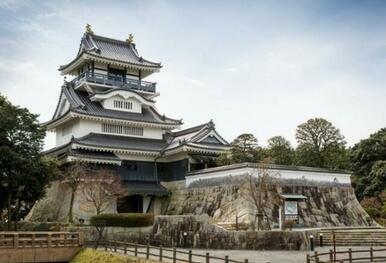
[90,213,154,227]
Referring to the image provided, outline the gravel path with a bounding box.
[103,244,386,263]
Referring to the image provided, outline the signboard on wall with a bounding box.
[284,201,298,221]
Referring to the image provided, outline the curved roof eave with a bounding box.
[59,52,162,75]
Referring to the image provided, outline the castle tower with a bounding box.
[43,26,229,218]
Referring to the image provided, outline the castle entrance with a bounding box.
[117,195,143,213]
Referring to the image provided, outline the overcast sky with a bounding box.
[0,0,385,150]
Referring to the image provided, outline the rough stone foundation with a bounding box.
[70,215,315,250]
[163,178,372,228]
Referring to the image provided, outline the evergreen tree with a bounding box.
[295,118,349,169]
[230,133,263,163]
[351,128,386,200]
[266,136,294,165]
[0,94,58,230]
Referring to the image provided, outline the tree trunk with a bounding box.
[68,189,75,223]
[7,192,12,231]
[14,199,20,231]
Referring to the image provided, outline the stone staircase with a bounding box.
[318,227,386,246]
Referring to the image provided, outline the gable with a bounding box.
[102,94,142,113]
[200,135,224,145]
[53,94,70,119]
[195,129,228,145]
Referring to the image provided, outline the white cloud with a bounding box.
[0,0,385,150]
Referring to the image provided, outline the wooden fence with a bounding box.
[0,232,84,249]
[92,240,249,263]
[307,247,386,263]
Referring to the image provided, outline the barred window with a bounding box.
[102,123,143,136]
[114,100,132,110]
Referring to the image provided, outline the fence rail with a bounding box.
[307,247,386,263]
[0,232,84,249]
[89,240,249,263]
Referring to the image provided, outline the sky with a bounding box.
[0,0,385,150]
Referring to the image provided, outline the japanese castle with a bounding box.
[44,25,229,214]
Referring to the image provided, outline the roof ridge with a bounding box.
[173,121,212,137]
[90,33,134,47]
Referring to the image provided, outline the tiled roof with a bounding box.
[69,149,120,161]
[74,133,169,152]
[60,33,161,71]
[165,120,229,151]
[122,181,169,196]
[187,162,351,176]
[48,83,182,126]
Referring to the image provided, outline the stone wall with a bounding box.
[26,180,116,223]
[70,215,315,250]
[163,177,372,228]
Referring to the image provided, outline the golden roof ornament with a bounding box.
[85,23,94,34]
[126,34,134,44]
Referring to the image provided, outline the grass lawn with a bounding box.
[71,248,159,263]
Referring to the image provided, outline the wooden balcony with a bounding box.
[72,71,156,93]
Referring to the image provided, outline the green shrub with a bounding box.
[90,213,154,228]
[365,207,381,218]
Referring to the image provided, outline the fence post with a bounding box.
[114,241,117,252]
[206,252,210,263]
[310,235,314,251]
[348,248,352,263]
[13,234,19,249]
[32,233,35,248]
[319,233,323,247]
[225,255,229,263]
[189,250,193,263]
[146,244,150,259]
[370,247,374,262]
[124,244,127,254]
[47,233,52,248]
[173,247,177,263]
[159,245,163,262]
[105,242,107,251]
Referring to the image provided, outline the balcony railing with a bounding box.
[71,71,156,93]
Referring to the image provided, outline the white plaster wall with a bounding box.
[102,95,142,113]
[185,166,351,187]
[56,120,80,146]
[143,196,152,213]
[56,119,164,146]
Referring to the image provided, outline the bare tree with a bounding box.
[81,169,126,215]
[244,161,281,230]
[62,161,87,223]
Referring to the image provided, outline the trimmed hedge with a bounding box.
[90,213,154,227]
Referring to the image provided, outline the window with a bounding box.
[102,123,143,136]
[114,100,133,110]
